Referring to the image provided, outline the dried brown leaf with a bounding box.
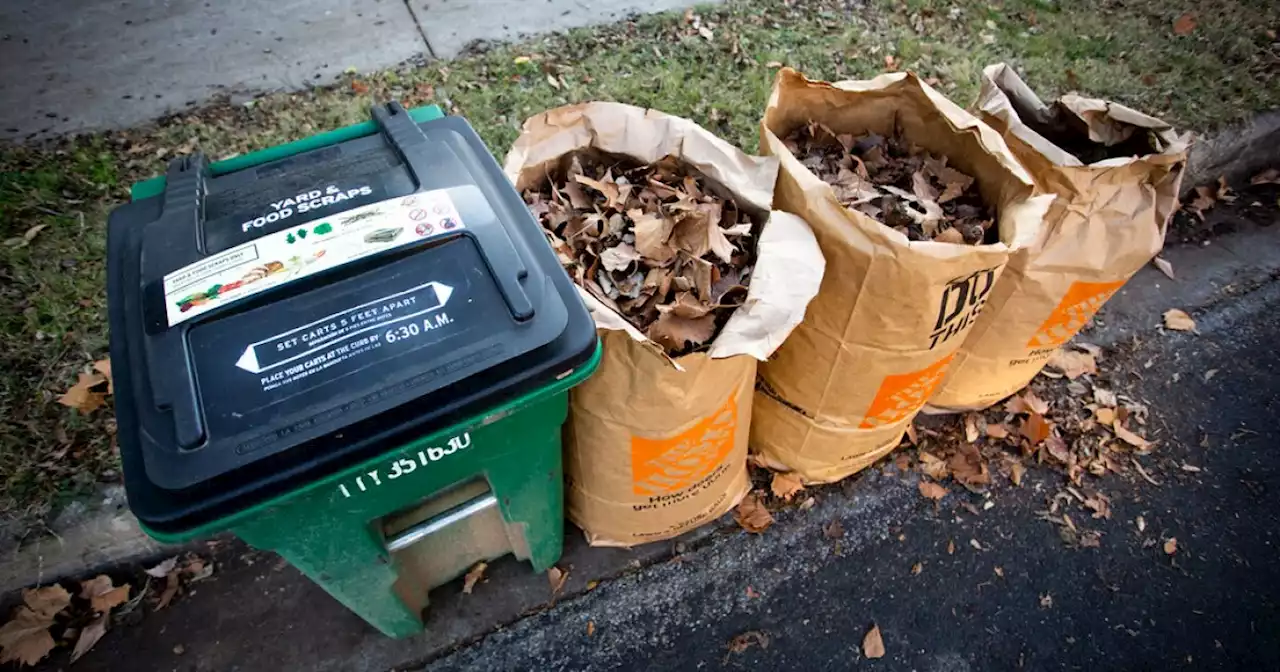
[823,519,845,539]
[1114,422,1152,450]
[1163,309,1197,332]
[918,481,948,501]
[1020,413,1053,446]
[863,624,886,659]
[1172,12,1197,35]
[734,491,774,533]
[59,371,108,413]
[1046,349,1097,379]
[70,615,108,663]
[769,472,805,501]
[462,562,487,595]
[573,174,620,209]
[1164,538,1178,555]
[934,227,965,244]
[145,557,179,579]
[986,423,1010,440]
[1010,462,1026,486]
[1152,257,1175,280]
[548,566,569,595]
[647,312,716,352]
[1251,168,1280,185]
[707,223,737,264]
[600,243,642,272]
[727,630,770,654]
[964,413,981,443]
[0,585,71,666]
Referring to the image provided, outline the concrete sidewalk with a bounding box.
[0,0,703,141]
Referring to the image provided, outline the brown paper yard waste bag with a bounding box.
[927,64,1189,411]
[752,68,1053,484]
[504,102,825,546]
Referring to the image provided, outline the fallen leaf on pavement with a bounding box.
[1187,185,1217,220]
[964,413,981,443]
[587,621,595,636]
[70,615,108,663]
[726,630,770,654]
[863,624,885,659]
[823,519,845,539]
[0,585,71,666]
[1163,309,1197,332]
[1020,413,1053,446]
[156,572,180,611]
[1095,407,1116,426]
[548,566,569,595]
[746,585,760,599]
[79,576,130,613]
[1252,168,1280,185]
[1164,538,1178,555]
[462,562,487,595]
[947,540,955,555]
[986,423,1010,440]
[734,491,775,533]
[1040,593,1053,608]
[144,557,178,578]
[1010,462,1026,486]
[1114,422,1152,450]
[918,481,948,501]
[770,472,805,501]
[911,562,923,575]
[1173,12,1197,35]
[1046,348,1097,379]
[1152,257,1175,280]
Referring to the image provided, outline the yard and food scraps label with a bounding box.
[161,191,465,327]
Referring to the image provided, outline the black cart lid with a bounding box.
[107,104,596,533]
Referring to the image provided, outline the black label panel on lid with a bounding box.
[187,237,505,443]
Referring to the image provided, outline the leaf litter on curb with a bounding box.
[0,585,71,666]
[769,471,805,501]
[785,123,995,244]
[523,152,761,356]
[901,339,1166,549]
[734,491,775,533]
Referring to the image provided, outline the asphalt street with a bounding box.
[430,277,1280,672]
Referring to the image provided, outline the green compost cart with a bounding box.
[107,103,600,638]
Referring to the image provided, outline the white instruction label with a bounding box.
[162,190,465,327]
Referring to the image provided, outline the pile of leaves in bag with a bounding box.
[785,122,995,245]
[523,153,760,355]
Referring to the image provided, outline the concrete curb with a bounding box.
[1183,109,1280,193]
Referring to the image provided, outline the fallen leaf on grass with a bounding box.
[1163,309,1197,332]
[58,370,108,413]
[70,614,107,663]
[726,630,769,654]
[918,481,948,501]
[769,472,805,501]
[0,585,71,666]
[863,624,885,659]
[734,491,774,533]
[1164,538,1178,555]
[79,576,130,613]
[1152,257,1175,280]
[1172,12,1197,35]
[4,224,47,248]
[548,567,569,595]
[964,413,981,443]
[462,562,487,595]
[1046,348,1097,379]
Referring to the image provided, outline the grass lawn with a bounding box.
[0,0,1277,528]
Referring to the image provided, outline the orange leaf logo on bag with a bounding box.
[1027,280,1125,348]
[631,392,738,496]
[859,354,957,429]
